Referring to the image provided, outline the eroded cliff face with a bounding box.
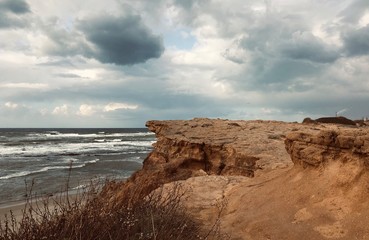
[104,118,369,239]
[145,118,299,178]
[285,128,369,168]
[106,118,299,205]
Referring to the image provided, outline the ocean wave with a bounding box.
[93,138,122,143]
[0,163,88,180]
[27,131,154,139]
[72,184,87,190]
[85,159,99,164]
[121,140,156,147]
[0,140,154,157]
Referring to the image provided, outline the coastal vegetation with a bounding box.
[0,177,223,240]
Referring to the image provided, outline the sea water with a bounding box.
[0,128,155,205]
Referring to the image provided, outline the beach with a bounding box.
[0,186,98,224]
[0,201,26,222]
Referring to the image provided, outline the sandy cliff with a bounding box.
[106,118,369,239]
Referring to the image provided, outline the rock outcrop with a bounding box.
[106,118,298,204]
[145,118,308,177]
[285,128,369,168]
[104,118,369,239]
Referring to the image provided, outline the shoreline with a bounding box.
[0,188,95,222]
[0,200,27,222]
[0,172,129,223]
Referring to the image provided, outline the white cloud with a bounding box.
[68,69,104,80]
[77,104,96,116]
[1,83,48,89]
[359,12,369,27]
[104,102,138,112]
[222,36,249,64]
[52,104,68,115]
[39,108,48,116]
[261,107,280,115]
[4,102,18,109]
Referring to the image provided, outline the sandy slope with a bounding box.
[165,163,369,239]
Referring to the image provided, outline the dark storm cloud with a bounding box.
[337,0,369,57]
[0,0,30,14]
[226,14,340,91]
[0,0,30,28]
[278,32,341,63]
[77,14,164,65]
[240,15,340,64]
[339,0,369,24]
[342,26,369,57]
[253,58,322,86]
[42,13,164,66]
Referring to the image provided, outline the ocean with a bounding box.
[0,128,156,205]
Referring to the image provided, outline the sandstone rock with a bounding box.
[302,117,317,124]
[285,128,369,168]
[106,118,303,205]
[143,119,369,239]
[101,118,369,239]
[145,118,307,175]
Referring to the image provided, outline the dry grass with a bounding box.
[0,169,226,240]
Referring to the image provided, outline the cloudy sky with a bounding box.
[1,0,369,127]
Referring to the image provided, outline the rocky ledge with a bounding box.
[145,118,299,177]
[106,118,300,204]
[286,128,369,168]
[105,118,369,239]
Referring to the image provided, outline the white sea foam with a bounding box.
[126,156,144,164]
[0,171,32,180]
[85,159,99,164]
[0,164,86,180]
[93,138,122,143]
[0,139,155,157]
[27,131,154,140]
[72,184,87,190]
[61,157,79,163]
[121,140,156,147]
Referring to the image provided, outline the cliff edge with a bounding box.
[105,118,369,239]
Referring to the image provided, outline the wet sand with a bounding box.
[0,201,27,222]
[0,191,87,223]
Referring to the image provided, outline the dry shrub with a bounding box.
[0,177,226,240]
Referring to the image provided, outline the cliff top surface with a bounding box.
[146,118,366,172]
[143,118,369,239]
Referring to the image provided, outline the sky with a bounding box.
[0,0,369,127]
